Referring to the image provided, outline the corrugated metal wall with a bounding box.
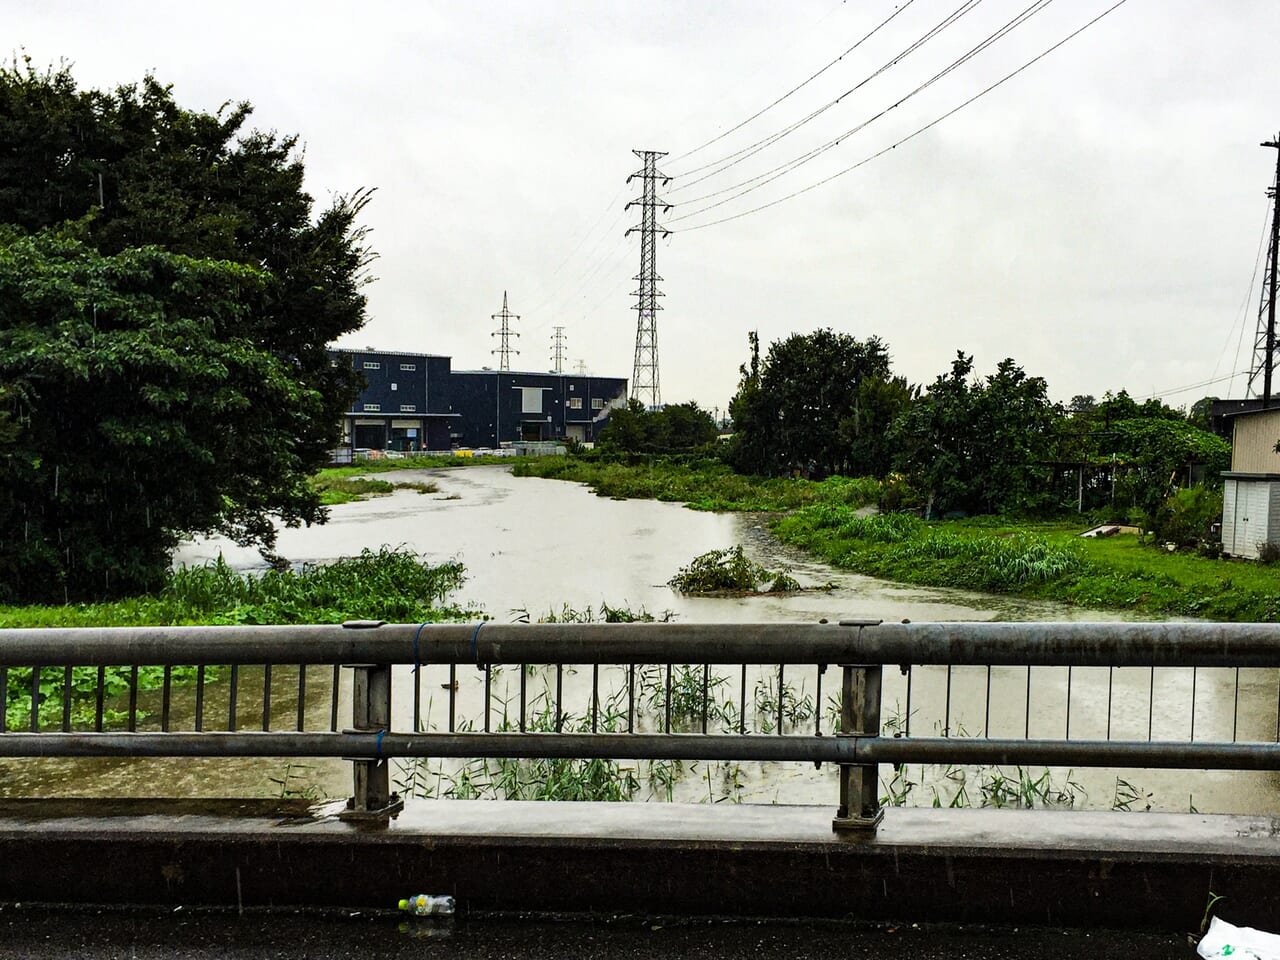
[1230,409,1280,472]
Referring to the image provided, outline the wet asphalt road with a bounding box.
[0,906,1193,959]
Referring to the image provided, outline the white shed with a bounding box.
[1221,407,1280,558]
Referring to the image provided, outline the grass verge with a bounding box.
[773,507,1280,621]
[511,456,880,511]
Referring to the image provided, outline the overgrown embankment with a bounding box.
[0,548,471,729]
[512,456,880,511]
[0,548,469,629]
[773,507,1280,621]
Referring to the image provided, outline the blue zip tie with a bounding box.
[375,728,386,758]
[412,622,429,673]
[471,621,485,663]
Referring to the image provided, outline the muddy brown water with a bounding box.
[7,465,1278,815]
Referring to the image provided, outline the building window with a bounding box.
[569,384,575,391]
[400,404,417,413]
[568,397,583,409]
[363,403,380,412]
[400,363,416,371]
[391,383,398,391]
[591,398,605,410]
[521,387,543,414]
[363,361,380,370]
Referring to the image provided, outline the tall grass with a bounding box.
[512,456,882,513]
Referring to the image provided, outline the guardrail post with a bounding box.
[833,662,883,834]
[341,663,404,822]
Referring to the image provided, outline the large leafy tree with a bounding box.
[598,400,717,454]
[0,61,371,602]
[728,329,892,477]
[891,354,1063,516]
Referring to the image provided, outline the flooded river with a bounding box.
[8,466,1278,815]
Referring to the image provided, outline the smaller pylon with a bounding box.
[490,291,520,372]
[574,360,588,375]
[551,326,567,374]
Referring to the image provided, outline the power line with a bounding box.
[669,0,985,187]
[669,0,1056,220]
[666,0,920,168]
[674,0,1130,234]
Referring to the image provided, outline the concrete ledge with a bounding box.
[0,799,1277,929]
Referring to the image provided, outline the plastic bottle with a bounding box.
[398,894,455,917]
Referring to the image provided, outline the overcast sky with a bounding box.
[11,0,1280,412]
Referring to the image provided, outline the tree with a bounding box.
[0,62,371,601]
[598,400,717,454]
[891,354,1062,516]
[728,329,891,477]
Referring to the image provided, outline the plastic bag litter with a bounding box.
[1198,917,1280,960]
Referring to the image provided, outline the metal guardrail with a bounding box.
[2,620,1280,829]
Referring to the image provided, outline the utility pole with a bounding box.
[551,326,567,374]
[490,291,520,372]
[626,150,671,409]
[1248,137,1280,407]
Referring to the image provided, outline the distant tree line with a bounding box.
[714,329,1229,522]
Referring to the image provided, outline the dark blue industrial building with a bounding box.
[449,369,629,447]
[331,348,628,451]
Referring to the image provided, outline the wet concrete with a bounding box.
[0,798,1276,931]
[0,907,1193,960]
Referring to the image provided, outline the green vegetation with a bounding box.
[0,61,372,602]
[668,546,802,595]
[323,454,518,475]
[512,456,881,512]
[310,474,439,505]
[773,506,1280,620]
[0,548,468,628]
[1,547,469,730]
[598,399,717,453]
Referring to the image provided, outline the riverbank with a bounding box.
[517,458,1280,622]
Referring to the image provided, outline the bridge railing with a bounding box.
[1,619,1279,829]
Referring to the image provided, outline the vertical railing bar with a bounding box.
[483,664,492,733]
[591,664,599,733]
[296,665,307,733]
[664,663,672,734]
[127,665,139,733]
[450,663,459,734]
[262,663,273,732]
[228,664,239,733]
[94,666,105,733]
[194,665,205,733]
[330,665,340,733]
[1106,667,1114,741]
[701,663,709,735]
[1024,666,1032,740]
[29,666,39,733]
[554,663,562,734]
[627,664,636,734]
[776,664,785,735]
[1065,665,1073,740]
[61,665,73,733]
[739,664,747,735]
[1148,667,1155,742]
[413,659,422,734]
[983,665,992,738]
[1190,666,1198,742]
[904,666,913,738]
[519,664,527,733]
[1232,667,1240,743]
[0,667,7,733]
[161,665,172,733]
[815,665,823,737]
[943,665,952,738]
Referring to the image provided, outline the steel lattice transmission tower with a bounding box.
[490,290,520,372]
[550,326,567,373]
[1248,137,1280,407]
[625,150,671,408]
